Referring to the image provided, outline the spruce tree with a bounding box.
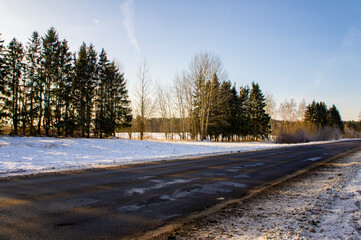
[207,74,223,140]
[85,44,97,137]
[73,42,89,136]
[25,31,42,135]
[109,62,132,135]
[227,85,241,141]
[41,27,60,135]
[238,86,250,139]
[248,82,270,140]
[305,101,328,128]
[54,39,73,135]
[0,34,6,93]
[315,102,328,128]
[3,38,24,135]
[94,49,109,138]
[327,105,344,132]
[304,100,317,123]
[0,34,8,124]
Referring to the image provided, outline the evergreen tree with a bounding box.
[0,34,8,124]
[94,49,109,138]
[248,82,270,140]
[207,74,223,140]
[25,31,42,135]
[105,62,132,136]
[54,39,73,135]
[227,84,241,141]
[305,101,328,128]
[216,81,239,141]
[73,42,89,136]
[315,102,328,127]
[327,105,344,132]
[3,38,24,135]
[85,44,97,137]
[304,100,317,123]
[192,71,208,139]
[0,34,6,93]
[238,86,250,139]
[41,27,61,135]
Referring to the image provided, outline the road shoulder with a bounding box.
[151,151,361,239]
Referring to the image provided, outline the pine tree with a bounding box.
[0,34,8,124]
[304,100,317,123]
[227,84,241,141]
[104,62,132,136]
[248,82,270,140]
[25,31,42,135]
[327,105,344,132]
[0,34,6,92]
[305,101,328,128]
[206,74,224,140]
[94,49,109,138]
[3,38,24,135]
[109,62,132,134]
[85,44,97,137]
[54,39,73,135]
[73,42,89,136]
[212,81,237,141]
[315,102,328,128]
[192,72,207,140]
[207,76,223,140]
[41,27,60,135]
[238,86,250,139]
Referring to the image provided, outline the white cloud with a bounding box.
[120,0,140,53]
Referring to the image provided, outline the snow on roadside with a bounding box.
[0,136,283,177]
[155,151,361,240]
[0,136,352,178]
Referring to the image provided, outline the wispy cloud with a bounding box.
[120,0,140,53]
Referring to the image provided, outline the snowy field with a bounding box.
[156,151,361,240]
[0,136,350,178]
[0,136,288,177]
[116,132,187,140]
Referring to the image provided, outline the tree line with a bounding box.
[304,101,344,132]
[0,28,132,137]
[137,53,271,141]
[266,97,347,143]
[2,27,355,143]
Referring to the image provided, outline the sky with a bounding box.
[1,0,360,120]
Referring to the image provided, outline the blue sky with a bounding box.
[1,0,360,120]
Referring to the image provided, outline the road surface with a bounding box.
[1,140,361,239]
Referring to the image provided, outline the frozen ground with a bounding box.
[0,136,350,178]
[154,151,361,240]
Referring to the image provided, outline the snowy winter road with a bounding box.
[1,140,361,239]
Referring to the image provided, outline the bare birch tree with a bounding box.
[156,82,175,139]
[173,71,193,140]
[297,98,307,121]
[279,98,297,122]
[135,59,154,140]
[265,92,277,119]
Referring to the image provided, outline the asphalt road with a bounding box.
[1,140,361,240]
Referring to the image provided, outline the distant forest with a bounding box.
[0,28,359,142]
